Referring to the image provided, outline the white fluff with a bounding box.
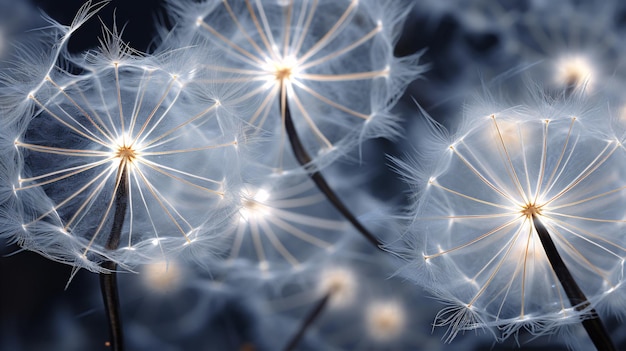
[393,87,626,341]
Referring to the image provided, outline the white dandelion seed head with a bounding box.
[214,171,350,282]
[3,40,242,271]
[159,0,425,169]
[365,300,407,342]
[396,87,626,340]
[141,260,185,294]
[552,54,596,93]
[317,266,358,308]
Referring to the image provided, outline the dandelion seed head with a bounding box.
[397,90,626,340]
[365,300,406,342]
[553,54,596,93]
[2,37,242,271]
[161,0,425,169]
[317,266,358,308]
[141,260,184,294]
[216,172,349,281]
[258,260,269,272]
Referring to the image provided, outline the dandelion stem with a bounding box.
[99,261,124,351]
[279,86,382,249]
[283,293,330,351]
[532,214,615,351]
[99,166,129,351]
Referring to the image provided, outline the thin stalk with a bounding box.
[278,85,382,249]
[99,166,129,351]
[100,261,124,351]
[283,293,331,351]
[532,214,615,351]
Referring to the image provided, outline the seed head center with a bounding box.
[521,203,542,219]
[116,145,137,163]
[275,66,292,81]
[242,198,263,211]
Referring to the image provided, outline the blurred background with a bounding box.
[2,0,626,350]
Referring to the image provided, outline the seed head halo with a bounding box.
[166,0,425,169]
[395,95,626,341]
[6,42,241,272]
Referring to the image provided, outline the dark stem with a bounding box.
[99,166,129,351]
[99,261,124,351]
[283,293,330,351]
[278,85,382,249]
[532,214,615,351]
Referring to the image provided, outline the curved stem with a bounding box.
[279,85,382,249]
[283,293,330,351]
[532,214,615,351]
[100,167,129,351]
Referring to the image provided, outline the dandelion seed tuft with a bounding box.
[393,86,626,341]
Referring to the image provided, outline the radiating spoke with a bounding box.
[450,146,518,205]
[540,118,577,201]
[292,80,369,119]
[83,161,127,254]
[197,18,266,67]
[547,216,626,258]
[45,76,114,145]
[297,0,358,64]
[299,24,382,71]
[545,141,619,206]
[267,215,332,248]
[298,70,388,82]
[288,87,332,149]
[17,158,112,190]
[139,103,218,149]
[137,159,223,196]
[491,116,528,204]
[424,216,521,260]
[429,180,517,211]
[134,166,193,242]
[258,218,300,267]
[290,0,318,57]
[467,222,525,307]
[140,140,237,156]
[221,0,268,59]
[29,95,111,148]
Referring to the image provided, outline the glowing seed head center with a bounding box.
[366,301,406,341]
[242,198,264,212]
[521,202,543,219]
[554,55,595,91]
[239,188,270,221]
[115,145,137,162]
[275,67,292,81]
[267,56,297,82]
